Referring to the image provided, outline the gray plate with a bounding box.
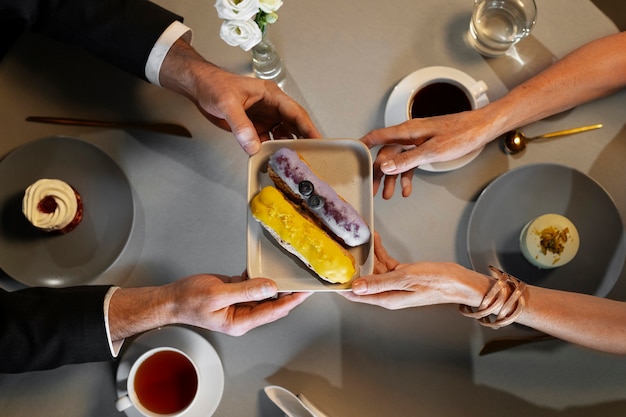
[467,163,625,297]
[0,136,134,287]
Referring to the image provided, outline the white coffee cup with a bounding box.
[405,66,488,120]
[384,66,489,171]
[116,347,200,417]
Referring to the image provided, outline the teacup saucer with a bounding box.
[384,67,489,172]
[116,325,224,417]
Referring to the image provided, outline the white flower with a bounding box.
[215,0,282,50]
[258,0,283,13]
[214,0,259,21]
[219,19,263,51]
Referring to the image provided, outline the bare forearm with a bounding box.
[454,267,626,354]
[487,32,626,134]
[517,286,626,354]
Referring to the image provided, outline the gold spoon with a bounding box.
[503,123,603,154]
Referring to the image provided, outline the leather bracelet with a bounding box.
[459,265,528,329]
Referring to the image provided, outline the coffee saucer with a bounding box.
[116,326,224,417]
[384,67,489,172]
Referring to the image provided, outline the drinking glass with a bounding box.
[468,0,537,57]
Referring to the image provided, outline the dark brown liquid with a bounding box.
[410,82,472,118]
[134,350,198,415]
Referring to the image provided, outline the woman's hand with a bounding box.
[360,107,505,199]
[342,232,490,310]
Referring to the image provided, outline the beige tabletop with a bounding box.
[0,0,625,416]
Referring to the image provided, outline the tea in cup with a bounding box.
[116,347,199,416]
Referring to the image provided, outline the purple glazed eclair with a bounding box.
[267,147,371,247]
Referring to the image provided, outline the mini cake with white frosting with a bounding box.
[22,178,83,233]
[519,213,579,268]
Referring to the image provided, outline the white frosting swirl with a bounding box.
[22,179,78,231]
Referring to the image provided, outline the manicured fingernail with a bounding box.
[381,159,396,173]
[352,280,367,294]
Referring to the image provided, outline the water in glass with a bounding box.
[469,0,536,57]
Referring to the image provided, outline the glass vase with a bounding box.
[251,33,285,84]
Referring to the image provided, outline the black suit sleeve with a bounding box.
[0,0,183,80]
[0,286,114,373]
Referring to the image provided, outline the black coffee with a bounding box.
[410,82,472,118]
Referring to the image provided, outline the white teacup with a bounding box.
[116,347,200,417]
[405,66,488,120]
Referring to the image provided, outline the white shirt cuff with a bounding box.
[145,21,193,86]
[103,286,124,357]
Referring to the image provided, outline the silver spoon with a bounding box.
[503,123,603,154]
[264,385,318,417]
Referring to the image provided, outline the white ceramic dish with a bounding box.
[384,66,489,172]
[116,326,224,417]
[0,136,134,287]
[247,139,374,291]
[519,213,580,269]
[467,164,625,297]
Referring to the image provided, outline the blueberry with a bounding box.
[308,195,324,210]
[298,180,314,196]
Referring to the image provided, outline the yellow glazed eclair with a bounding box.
[250,186,356,284]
